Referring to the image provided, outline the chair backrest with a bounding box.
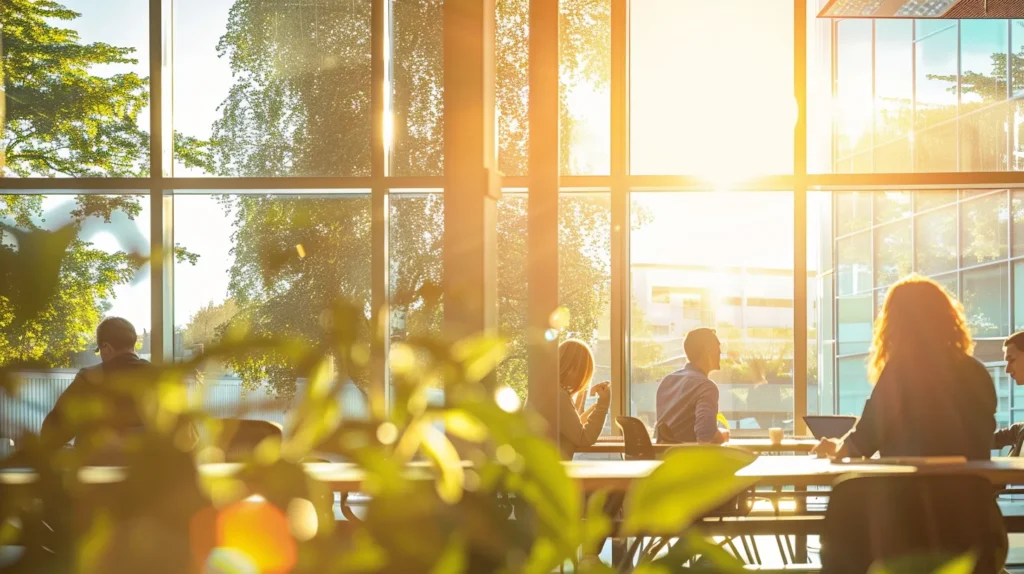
[821,473,1007,574]
[654,422,679,445]
[220,419,283,461]
[615,416,656,460]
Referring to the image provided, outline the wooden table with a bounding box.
[6,456,1024,492]
[576,437,820,456]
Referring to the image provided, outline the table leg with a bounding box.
[795,491,807,563]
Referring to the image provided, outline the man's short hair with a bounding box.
[96,317,138,352]
[1006,331,1024,353]
[683,328,718,361]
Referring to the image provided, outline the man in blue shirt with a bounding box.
[655,327,726,444]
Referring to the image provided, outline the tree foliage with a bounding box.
[0,2,204,366]
[210,0,615,398]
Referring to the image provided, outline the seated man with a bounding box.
[655,328,726,444]
[41,317,197,452]
[995,331,1024,455]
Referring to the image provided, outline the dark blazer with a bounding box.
[844,356,997,460]
[994,422,1024,456]
[41,353,198,450]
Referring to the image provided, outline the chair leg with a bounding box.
[739,535,755,565]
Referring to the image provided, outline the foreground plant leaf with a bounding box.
[623,446,756,536]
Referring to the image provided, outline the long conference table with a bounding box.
[6,456,1024,565]
[576,437,820,456]
[4,455,1024,491]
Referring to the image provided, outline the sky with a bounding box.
[46,0,843,339]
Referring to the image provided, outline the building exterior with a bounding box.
[829,19,1024,430]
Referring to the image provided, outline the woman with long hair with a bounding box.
[551,339,611,459]
[813,274,996,460]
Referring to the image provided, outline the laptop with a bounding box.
[803,415,857,440]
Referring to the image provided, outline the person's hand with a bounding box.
[590,381,611,404]
[811,437,842,459]
[719,428,730,443]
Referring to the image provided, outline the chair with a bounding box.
[655,422,679,445]
[615,416,656,460]
[219,419,283,461]
[821,473,1007,574]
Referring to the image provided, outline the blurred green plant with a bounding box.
[0,222,764,573]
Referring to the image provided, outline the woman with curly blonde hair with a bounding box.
[813,274,996,460]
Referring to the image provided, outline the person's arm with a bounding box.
[40,371,87,447]
[558,384,610,450]
[579,402,599,424]
[821,378,885,459]
[693,383,722,444]
[994,422,1024,451]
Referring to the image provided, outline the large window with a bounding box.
[7,1,1024,448]
[629,192,796,433]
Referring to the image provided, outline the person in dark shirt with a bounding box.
[41,317,198,452]
[655,328,727,444]
[813,275,996,460]
[993,331,1024,455]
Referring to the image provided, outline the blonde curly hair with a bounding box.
[867,274,973,384]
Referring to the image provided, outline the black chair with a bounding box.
[655,422,680,445]
[615,416,656,460]
[219,419,283,461]
[821,473,1008,574]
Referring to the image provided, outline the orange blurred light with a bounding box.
[190,499,298,572]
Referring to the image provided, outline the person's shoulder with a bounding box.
[957,355,993,381]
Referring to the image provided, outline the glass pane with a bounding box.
[1013,20,1024,96]
[915,190,957,212]
[875,20,914,173]
[874,221,912,289]
[837,295,872,356]
[835,20,873,174]
[874,191,912,224]
[963,264,1010,339]
[496,0,528,176]
[837,232,871,296]
[391,193,444,343]
[915,205,957,276]
[810,191,835,417]
[1,194,151,365]
[496,192,612,434]
[960,20,1009,172]
[4,1,149,177]
[836,191,872,235]
[915,22,958,172]
[1015,261,1024,332]
[173,192,371,401]
[560,0,611,175]
[630,192,794,434]
[933,271,959,298]
[174,0,372,177]
[390,0,443,177]
[1012,190,1024,256]
[837,355,870,416]
[630,0,793,177]
[961,192,1009,267]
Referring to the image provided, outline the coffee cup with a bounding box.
[769,427,783,445]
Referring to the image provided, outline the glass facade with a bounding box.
[5,1,1024,443]
[828,189,1019,430]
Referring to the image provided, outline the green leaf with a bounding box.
[632,564,671,574]
[582,490,613,555]
[440,410,489,443]
[451,334,507,384]
[716,413,731,430]
[420,425,465,504]
[651,532,745,572]
[429,533,467,574]
[623,446,756,535]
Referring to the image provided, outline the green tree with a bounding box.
[0,1,203,366]
[210,0,614,398]
[182,298,239,350]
